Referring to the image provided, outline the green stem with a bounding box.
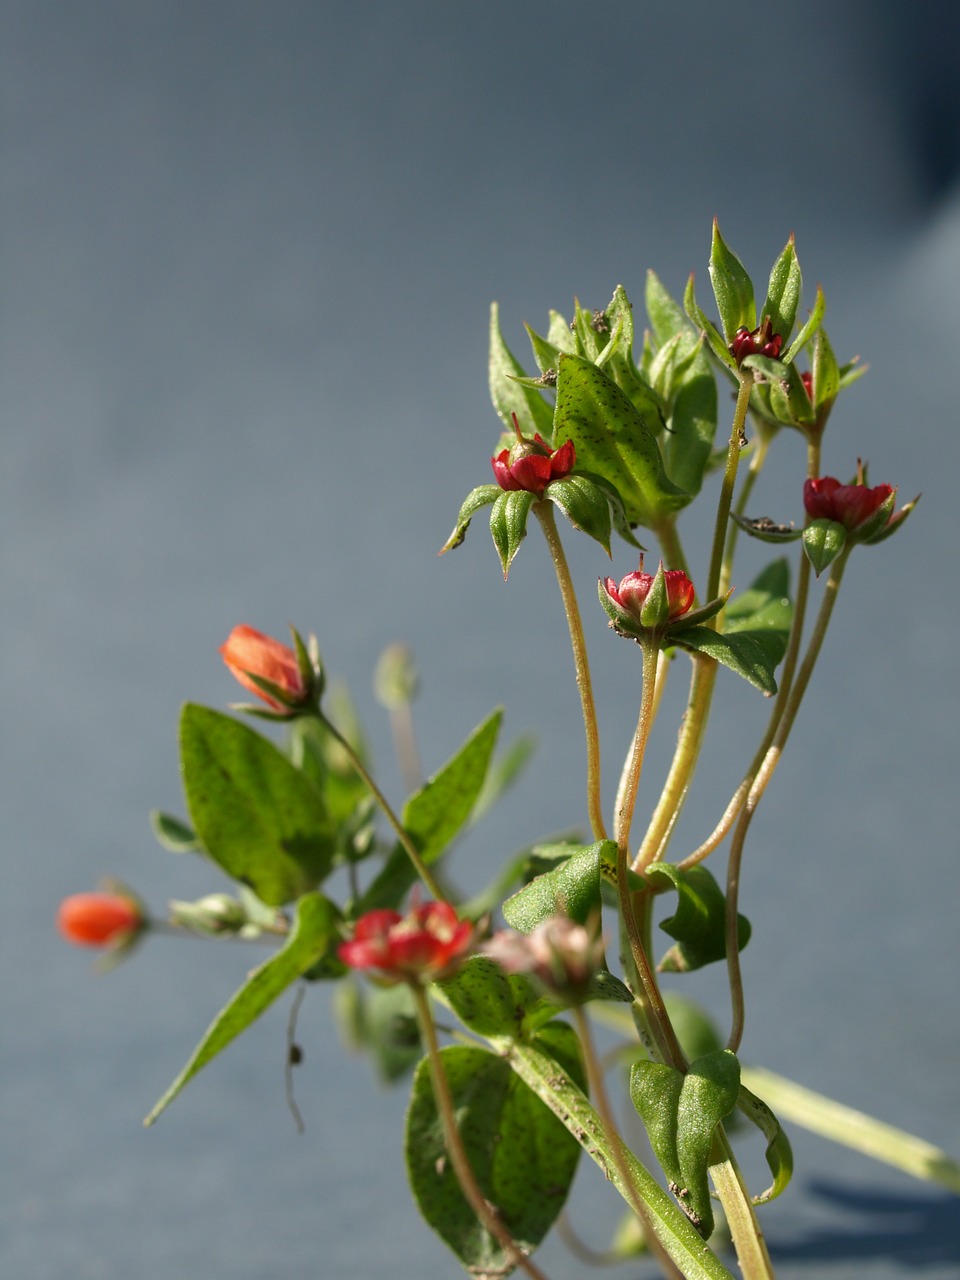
[572,1007,686,1280]
[615,643,685,1069]
[720,426,770,598]
[652,513,692,579]
[411,986,553,1280]
[710,1129,777,1280]
[319,713,446,902]
[726,546,851,1052]
[635,375,753,869]
[534,501,607,841]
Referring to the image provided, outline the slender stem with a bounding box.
[389,700,422,793]
[573,1007,685,1280]
[615,643,685,1069]
[710,1129,777,1280]
[706,375,753,602]
[720,427,770,598]
[635,375,753,869]
[411,986,553,1280]
[652,513,692,579]
[319,713,446,902]
[726,546,851,1051]
[534,501,607,841]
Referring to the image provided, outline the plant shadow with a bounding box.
[768,1179,960,1269]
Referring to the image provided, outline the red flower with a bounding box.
[730,318,783,365]
[57,892,144,948]
[491,413,575,496]
[601,564,695,626]
[338,901,474,984]
[220,625,308,711]
[803,475,893,532]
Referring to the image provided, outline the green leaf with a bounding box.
[144,893,342,1124]
[783,284,825,363]
[802,518,847,576]
[469,732,537,825]
[723,560,793,673]
[646,270,692,346]
[546,473,613,554]
[737,1084,794,1204]
[630,1050,742,1237]
[670,626,779,696]
[336,980,422,1083]
[554,355,688,527]
[359,709,502,911]
[502,842,612,932]
[506,1039,737,1278]
[524,322,563,377]
[439,955,557,1038]
[709,222,755,340]
[665,348,717,498]
[440,483,500,554]
[760,236,802,343]
[684,273,735,370]
[646,862,751,973]
[180,705,335,906]
[811,326,840,413]
[489,302,554,438]
[405,1033,584,1273]
[490,488,535,578]
[149,810,201,853]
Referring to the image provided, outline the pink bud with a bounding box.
[803,476,893,532]
[491,431,575,497]
[602,564,695,624]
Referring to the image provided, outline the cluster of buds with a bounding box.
[220,623,323,718]
[338,900,476,985]
[598,559,725,645]
[729,316,783,366]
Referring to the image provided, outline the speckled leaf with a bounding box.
[669,626,780,696]
[760,237,802,343]
[405,1028,584,1274]
[502,841,612,932]
[553,355,688,526]
[709,222,755,339]
[490,488,535,578]
[802,518,847,576]
[180,704,334,906]
[144,893,342,1125]
[630,1050,741,1238]
[439,955,557,1038]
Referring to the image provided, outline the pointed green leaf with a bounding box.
[336,980,422,1083]
[405,1034,584,1273]
[489,303,554,438]
[723,560,793,671]
[646,270,693,346]
[144,893,342,1124]
[630,1050,741,1237]
[709,222,755,339]
[359,709,502,911]
[760,237,802,344]
[524,322,563,377]
[684,273,736,370]
[554,355,688,526]
[180,705,335,906]
[665,348,717,497]
[783,284,826,363]
[502,842,613,932]
[811,325,840,413]
[646,862,751,973]
[670,626,779,695]
[440,484,500,554]
[547,308,575,352]
[546,473,613,554]
[802,518,847,576]
[469,732,537,825]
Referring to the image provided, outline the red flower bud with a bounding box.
[484,915,605,1002]
[57,892,144,948]
[803,475,894,533]
[730,318,783,366]
[220,625,309,711]
[338,901,475,984]
[491,415,575,497]
[601,564,695,626]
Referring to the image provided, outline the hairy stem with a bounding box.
[534,501,607,841]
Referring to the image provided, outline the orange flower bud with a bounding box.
[57,892,144,948]
[219,624,309,711]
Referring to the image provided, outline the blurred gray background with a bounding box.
[3,3,959,1277]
